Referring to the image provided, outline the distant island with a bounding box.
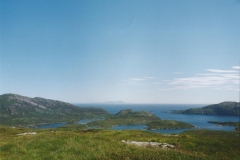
[171,102,240,116]
[103,101,126,104]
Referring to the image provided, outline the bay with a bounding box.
[78,104,239,133]
[37,104,239,134]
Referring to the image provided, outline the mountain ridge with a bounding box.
[0,93,111,126]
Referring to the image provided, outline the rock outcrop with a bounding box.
[122,140,175,149]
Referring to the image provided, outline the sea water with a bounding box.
[37,104,239,133]
[78,104,239,133]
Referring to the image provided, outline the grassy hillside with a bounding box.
[0,94,111,126]
[172,102,240,116]
[0,126,239,160]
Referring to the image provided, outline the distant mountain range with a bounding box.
[172,102,240,116]
[0,94,111,126]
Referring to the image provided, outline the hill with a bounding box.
[172,102,240,116]
[0,94,111,126]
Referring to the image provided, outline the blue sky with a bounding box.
[1,0,239,104]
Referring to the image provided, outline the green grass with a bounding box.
[0,126,239,160]
[87,116,159,128]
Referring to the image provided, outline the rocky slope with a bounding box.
[0,94,110,126]
[172,102,240,116]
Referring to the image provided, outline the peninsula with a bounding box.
[0,94,111,126]
[171,102,240,116]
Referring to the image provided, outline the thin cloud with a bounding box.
[124,67,239,89]
[207,69,238,73]
[124,77,154,85]
[167,67,239,90]
[232,66,240,70]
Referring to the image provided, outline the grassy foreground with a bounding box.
[0,126,239,160]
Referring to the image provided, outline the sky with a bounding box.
[0,0,240,104]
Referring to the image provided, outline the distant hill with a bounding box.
[103,101,126,104]
[0,94,111,126]
[172,102,240,116]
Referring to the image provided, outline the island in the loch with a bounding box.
[171,101,240,116]
[0,93,194,130]
[87,109,195,130]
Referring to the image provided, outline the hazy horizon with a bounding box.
[1,0,239,104]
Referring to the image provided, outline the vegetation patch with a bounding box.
[0,126,239,160]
